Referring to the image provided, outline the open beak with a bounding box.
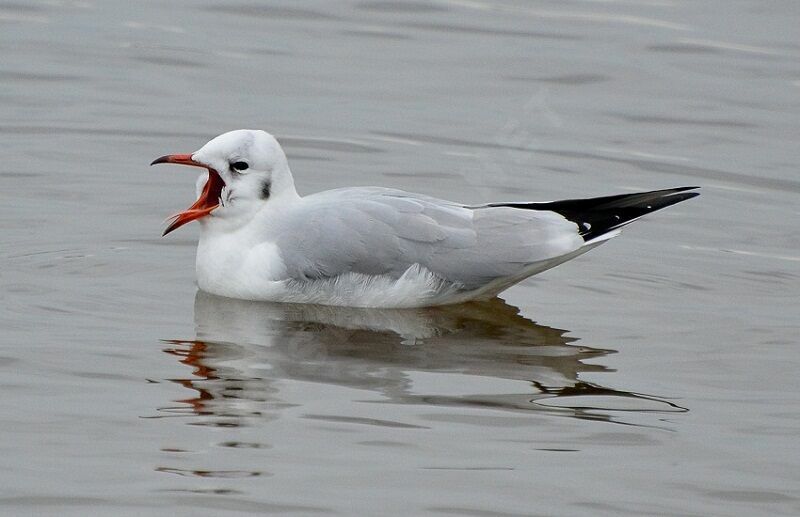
[151,154,225,236]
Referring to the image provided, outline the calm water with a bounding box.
[1,0,799,515]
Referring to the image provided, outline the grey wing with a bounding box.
[273,188,584,289]
[428,205,586,288]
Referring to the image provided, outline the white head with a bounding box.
[151,129,298,235]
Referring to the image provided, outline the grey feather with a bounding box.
[272,187,583,290]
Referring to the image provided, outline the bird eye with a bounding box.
[231,161,249,172]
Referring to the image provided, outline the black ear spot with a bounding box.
[232,161,249,171]
[260,180,271,200]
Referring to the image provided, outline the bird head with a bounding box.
[151,129,294,235]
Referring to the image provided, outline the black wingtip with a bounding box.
[491,186,700,241]
[568,187,700,240]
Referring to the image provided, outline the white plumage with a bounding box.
[152,130,698,308]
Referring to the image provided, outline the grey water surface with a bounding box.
[1,0,799,515]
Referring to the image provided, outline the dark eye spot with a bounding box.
[260,180,271,200]
[231,161,249,171]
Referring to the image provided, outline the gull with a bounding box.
[151,129,698,308]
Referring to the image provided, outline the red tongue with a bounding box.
[163,169,224,236]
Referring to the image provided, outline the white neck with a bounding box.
[269,159,301,202]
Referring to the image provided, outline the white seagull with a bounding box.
[152,129,698,308]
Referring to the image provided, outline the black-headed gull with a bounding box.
[152,129,698,308]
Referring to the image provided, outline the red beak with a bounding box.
[151,154,225,236]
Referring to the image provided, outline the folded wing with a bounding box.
[273,187,586,290]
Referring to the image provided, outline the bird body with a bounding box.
[152,130,697,308]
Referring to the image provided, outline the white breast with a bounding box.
[195,229,287,299]
[196,245,468,308]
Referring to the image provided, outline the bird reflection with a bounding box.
[158,291,685,427]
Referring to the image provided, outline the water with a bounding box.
[1,0,799,515]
